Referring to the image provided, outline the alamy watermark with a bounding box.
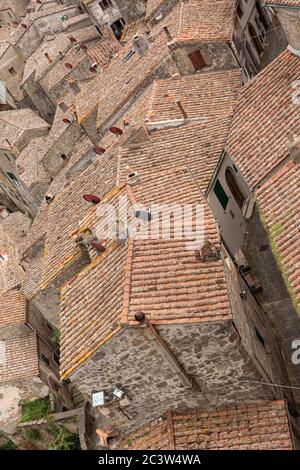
[292,339,300,366]
[292,80,300,104]
[91,196,206,250]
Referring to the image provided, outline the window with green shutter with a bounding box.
[214,179,229,210]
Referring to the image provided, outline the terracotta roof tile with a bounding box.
[227,49,300,189]
[41,151,119,289]
[0,331,39,384]
[76,1,237,126]
[0,290,26,328]
[264,1,300,5]
[59,166,232,378]
[122,401,293,450]
[256,160,300,312]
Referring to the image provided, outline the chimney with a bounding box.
[175,99,188,119]
[266,4,300,55]
[287,136,300,164]
[163,26,172,41]
[132,35,150,57]
[67,77,80,95]
[58,99,68,112]
[44,52,52,64]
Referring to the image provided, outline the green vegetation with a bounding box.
[20,397,50,423]
[257,202,300,315]
[47,424,80,450]
[52,329,60,347]
[0,439,15,450]
[24,428,40,442]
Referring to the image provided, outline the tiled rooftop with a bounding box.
[227,49,300,190]
[0,290,26,328]
[0,225,23,291]
[76,0,237,127]
[256,160,300,313]
[59,164,231,378]
[0,288,39,384]
[0,108,49,151]
[41,150,120,289]
[42,69,240,291]
[121,401,294,450]
[264,0,300,5]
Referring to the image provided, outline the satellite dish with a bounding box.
[83,194,101,204]
[110,126,123,135]
[93,147,106,155]
[65,63,73,69]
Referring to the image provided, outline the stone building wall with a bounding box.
[243,207,300,404]
[70,318,277,434]
[276,8,300,52]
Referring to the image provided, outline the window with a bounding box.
[41,354,50,366]
[225,167,246,209]
[99,0,113,10]
[213,179,229,210]
[188,50,206,71]
[8,67,16,75]
[6,171,20,188]
[111,18,125,40]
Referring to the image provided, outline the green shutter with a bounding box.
[214,180,229,210]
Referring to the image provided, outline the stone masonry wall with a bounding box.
[71,320,276,434]
[243,207,300,404]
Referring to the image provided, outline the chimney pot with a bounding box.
[67,77,80,95]
[58,99,68,112]
[132,35,150,57]
[44,52,52,63]
[175,99,188,120]
[163,26,172,41]
[135,311,146,322]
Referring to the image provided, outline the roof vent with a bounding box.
[83,194,101,204]
[58,99,68,112]
[44,52,52,64]
[65,63,73,69]
[196,241,220,262]
[175,99,188,119]
[93,147,106,155]
[126,168,140,186]
[90,240,106,253]
[110,126,123,135]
